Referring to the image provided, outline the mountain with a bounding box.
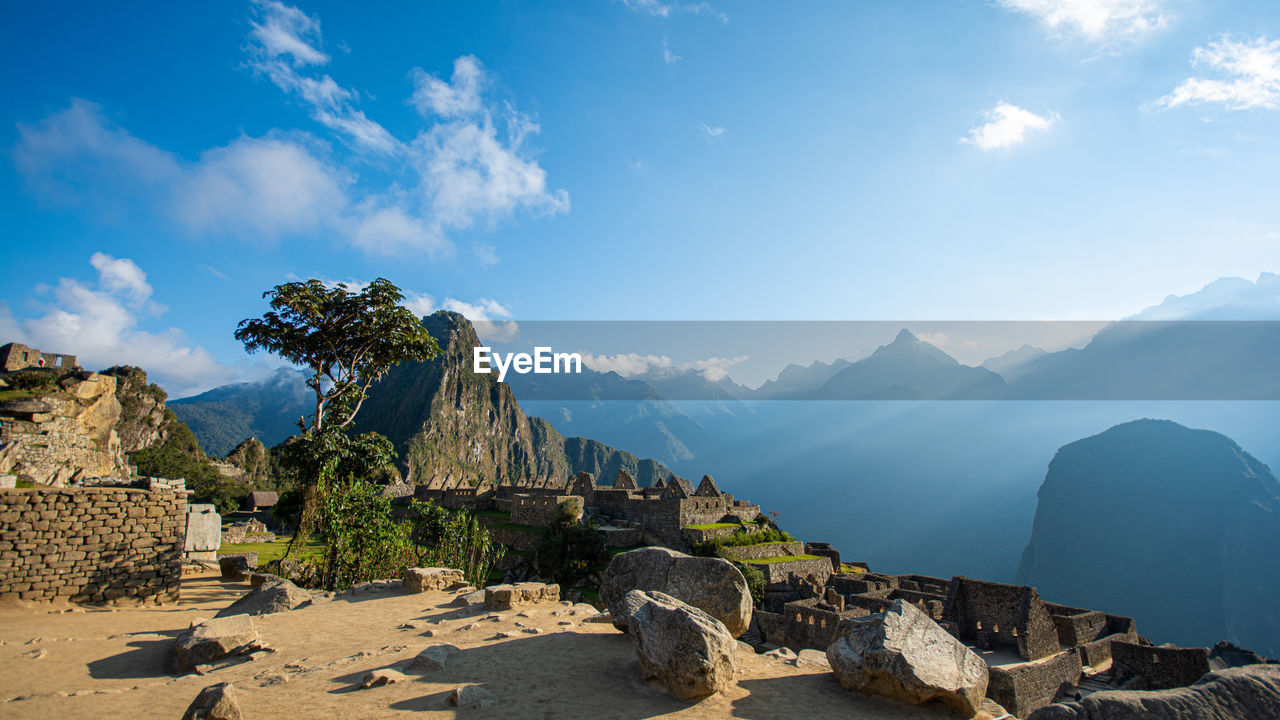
[751,358,852,399]
[352,311,671,487]
[170,368,310,457]
[979,344,1048,383]
[814,329,1007,399]
[1017,419,1280,656]
[1006,321,1280,400]
[1127,272,1280,321]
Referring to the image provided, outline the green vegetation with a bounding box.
[534,509,608,586]
[131,418,246,514]
[840,563,866,574]
[485,521,544,533]
[221,534,326,566]
[692,526,795,557]
[474,509,512,520]
[737,563,766,605]
[684,522,740,530]
[745,554,823,564]
[4,369,62,392]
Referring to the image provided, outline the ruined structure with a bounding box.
[0,342,78,372]
[0,478,185,603]
[0,371,134,486]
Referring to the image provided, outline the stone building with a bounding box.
[0,342,77,372]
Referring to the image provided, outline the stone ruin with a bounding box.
[0,342,78,372]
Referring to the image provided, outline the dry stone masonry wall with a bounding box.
[0,483,184,603]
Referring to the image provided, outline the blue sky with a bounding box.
[2,0,1278,395]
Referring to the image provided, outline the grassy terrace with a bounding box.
[219,534,326,565]
[746,554,823,564]
[683,522,740,530]
[474,509,511,520]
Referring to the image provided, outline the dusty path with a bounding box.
[1,569,967,719]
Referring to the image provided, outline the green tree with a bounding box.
[131,416,246,514]
[234,277,441,558]
[534,509,608,587]
[235,278,440,436]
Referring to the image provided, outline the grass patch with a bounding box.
[219,534,326,566]
[569,586,601,603]
[683,522,740,530]
[475,509,511,520]
[0,389,45,402]
[486,521,543,534]
[840,563,866,574]
[745,554,823,564]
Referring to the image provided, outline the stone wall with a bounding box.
[987,649,1083,718]
[944,577,1060,661]
[0,484,184,603]
[1112,641,1211,690]
[510,494,582,526]
[758,598,855,650]
[747,556,833,586]
[717,540,804,562]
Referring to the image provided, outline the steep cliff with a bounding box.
[0,371,131,485]
[1017,419,1280,656]
[101,366,171,453]
[353,311,670,488]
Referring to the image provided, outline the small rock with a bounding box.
[796,649,830,668]
[764,647,798,662]
[450,684,497,709]
[406,644,458,673]
[455,623,476,632]
[361,668,408,688]
[584,612,614,624]
[421,629,437,638]
[218,556,252,581]
[404,567,466,594]
[174,616,260,671]
[521,627,542,635]
[558,621,574,627]
[451,589,487,607]
[215,578,312,618]
[181,682,241,720]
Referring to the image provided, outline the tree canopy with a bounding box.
[235,278,441,436]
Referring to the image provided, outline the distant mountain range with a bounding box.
[170,368,310,458]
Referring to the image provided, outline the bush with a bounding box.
[6,369,61,392]
[737,563,766,605]
[318,479,423,589]
[130,420,247,514]
[693,526,795,556]
[534,509,608,587]
[406,500,505,588]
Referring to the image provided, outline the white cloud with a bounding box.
[662,37,682,65]
[580,352,747,382]
[1156,35,1280,112]
[701,123,725,139]
[248,0,329,66]
[3,255,254,396]
[441,297,519,342]
[581,352,675,377]
[962,102,1056,150]
[16,2,568,264]
[410,56,485,118]
[691,355,748,382]
[246,0,400,154]
[997,0,1169,42]
[620,0,728,24]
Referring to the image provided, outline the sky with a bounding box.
[2,0,1279,395]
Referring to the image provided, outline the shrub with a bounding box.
[534,509,608,587]
[6,369,61,392]
[737,563,766,605]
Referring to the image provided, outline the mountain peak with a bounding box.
[893,328,917,343]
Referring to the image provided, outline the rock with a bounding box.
[406,644,458,672]
[625,589,737,700]
[360,668,408,688]
[218,556,251,581]
[181,682,241,720]
[174,616,260,670]
[797,648,830,668]
[764,647,798,662]
[450,589,487,607]
[1209,640,1278,669]
[249,573,281,588]
[1028,665,1280,720]
[584,612,614,624]
[184,505,222,558]
[484,582,560,610]
[450,684,497,709]
[404,567,466,593]
[601,547,751,637]
[215,578,312,618]
[826,599,988,716]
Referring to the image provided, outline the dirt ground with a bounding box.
[0,569,987,719]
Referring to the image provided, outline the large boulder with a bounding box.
[626,589,738,700]
[215,577,312,618]
[174,616,260,670]
[1028,665,1280,720]
[601,547,751,637]
[181,682,241,720]
[826,599,988,716]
